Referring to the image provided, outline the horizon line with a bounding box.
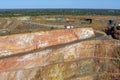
[0,8,120,10]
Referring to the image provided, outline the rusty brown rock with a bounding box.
[0,40,118,73]
[0,36,119,80]
[0,28,95,57]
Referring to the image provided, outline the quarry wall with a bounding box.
[0,28,95,57]
[0,28,119,80]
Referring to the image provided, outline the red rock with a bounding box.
[0,28,95,57]
[0,28,119,80]
[0,40,119,80]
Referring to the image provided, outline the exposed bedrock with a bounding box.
[0,28,95,57]
[0,28,119,80]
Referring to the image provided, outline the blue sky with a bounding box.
[0,0,120,9]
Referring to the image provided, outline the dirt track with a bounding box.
[0,31,108,60]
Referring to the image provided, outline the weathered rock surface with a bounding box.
[105,26,120,39]
[0,28,95,57]
[0,39,119,80]
[0,28,119,80]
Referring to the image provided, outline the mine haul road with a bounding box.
[0,31,109,60]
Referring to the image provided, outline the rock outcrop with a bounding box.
[0,40,119,80]
[0,28,95,58]
[0,28,119,80]
[105,26,120,39]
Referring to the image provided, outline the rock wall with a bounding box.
[0,28,119,80]
[0,40,119,80]
[0,28,95,57]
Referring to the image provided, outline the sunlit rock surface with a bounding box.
[0,28,95,57]
[0,28,119,80]
[0,39,119,80]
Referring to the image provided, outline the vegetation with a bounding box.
[0,9,120,17]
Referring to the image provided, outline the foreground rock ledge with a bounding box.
[0,28,95,57]
[0,40,119,80]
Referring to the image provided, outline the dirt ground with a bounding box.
[0,15,120,36]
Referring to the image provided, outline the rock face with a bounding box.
[0,28,95,57]
[0,40,119,80]
[0,28,119,80]
[105,26,120,39]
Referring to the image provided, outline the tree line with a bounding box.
[0,9,120,17]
